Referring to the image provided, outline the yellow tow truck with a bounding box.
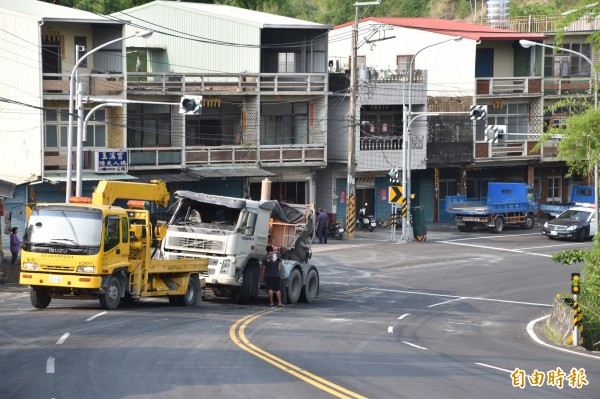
[19,180,207,310]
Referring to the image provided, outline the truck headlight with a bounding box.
[22,262,40,271]
[220,259,231,274]
[76,266,96,273]
[543,222,548,228]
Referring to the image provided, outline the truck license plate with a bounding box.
[371,222,377,227]
[550,231,557,236]
[49,275,62,283]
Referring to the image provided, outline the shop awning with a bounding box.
[188,166,275,178]
[44,172,138,183]
[0,179,17,198]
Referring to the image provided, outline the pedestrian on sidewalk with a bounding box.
[317,208,328,244]
[10,227,21,266]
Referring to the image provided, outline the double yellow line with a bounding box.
[229,308,368,399]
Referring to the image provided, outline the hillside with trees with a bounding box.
[43,0,584,25]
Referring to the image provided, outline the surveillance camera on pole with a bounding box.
[179,96,203,115]
[470,105,487,120]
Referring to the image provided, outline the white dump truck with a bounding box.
[159,190,319,304]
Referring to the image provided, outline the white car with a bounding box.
[541,206,597,241]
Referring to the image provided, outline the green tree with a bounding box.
[541,0,600,350]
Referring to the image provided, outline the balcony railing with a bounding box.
[43,73,125,96]
[475,139,541,159]
[127,73,327,95]
[543,76,595,96]
[360,136,402,151]
[476,77,542,96]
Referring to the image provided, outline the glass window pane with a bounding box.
[95,125,106,147]
[83,126,93,147]
[94,110,105,121]
[60,126,67,147]
[45,126,57,147]
[45,109,57,122]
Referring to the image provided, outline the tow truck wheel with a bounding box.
[287,268,302,304]
[234,267,253,304]
[30,287,51,309]
[99,276,122,310]
[182,275,202,306]
[300,269,319,303]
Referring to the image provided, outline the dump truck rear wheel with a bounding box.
[287,268,302,304]
[30,287,51,309]
[99,276,122,310]
[235,267,253,304]
[300,269,319,303]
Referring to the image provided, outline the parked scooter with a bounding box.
[358,203,376,232]
[328,222,345,240]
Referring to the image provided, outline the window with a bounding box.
[127,104,171,147]
[261,102,309,145]
[547,177,561,202]
[476,102,529,141]
[396,55,413,72]
[239,211,257,236]
[278,52,296,73]
[74,36,87,68]
[544,43,591,77]
[348,56,366,69]
[42,34,61,79]
[185,104,242,146]
[104,216,120,251]
[44,109,106,149]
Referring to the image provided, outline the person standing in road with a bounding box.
[260,245,286,307]
[317,208,328,244]
[10,227,21,266]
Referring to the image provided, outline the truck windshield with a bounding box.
[23,207,103,254]
[170,199,240,234]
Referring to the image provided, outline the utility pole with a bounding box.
[346,1,380,239]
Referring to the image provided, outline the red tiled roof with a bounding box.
[334,17,545,41]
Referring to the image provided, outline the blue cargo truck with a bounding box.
[540,185,595,219]
[445,182,538,233]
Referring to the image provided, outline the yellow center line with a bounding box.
[337,287,370,295]
[229,309,368,399]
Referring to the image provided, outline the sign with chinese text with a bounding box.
[94,150,128,173]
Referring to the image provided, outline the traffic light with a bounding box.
[470,105,487,120]
[387,168,399,183]
[179,96,203,115]
[484,125,506,143]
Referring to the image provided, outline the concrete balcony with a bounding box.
[43,73,125,98]
[543,76,596,98]
[475,76,542,97]
[474,139,542,160]
[127,73,327,95]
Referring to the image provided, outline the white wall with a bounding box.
[0,11,43,185]
[328,21,476,97]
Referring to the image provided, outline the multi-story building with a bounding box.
[0,0,128,248]
[325,17,544,224]
[0,0,330,253]
[115,1,330,204]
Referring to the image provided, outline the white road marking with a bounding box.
[443,233,541,242]
[526,315,600,360]
[46,357,55,374]
[56,332,70,345]
[388,326,393,333]
[401,341,428,350]
[397,313,410,320]
[86,311,106,322]
[375,288,552,307]
[439,240,551,258]
[475,362,513,374]
[428,297,466,308]
[518,242,584,250]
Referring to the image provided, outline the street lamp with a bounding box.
[66,29,154,201]
[346,1,380,239]
[519,39,599,234]
[401,36,462,241]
